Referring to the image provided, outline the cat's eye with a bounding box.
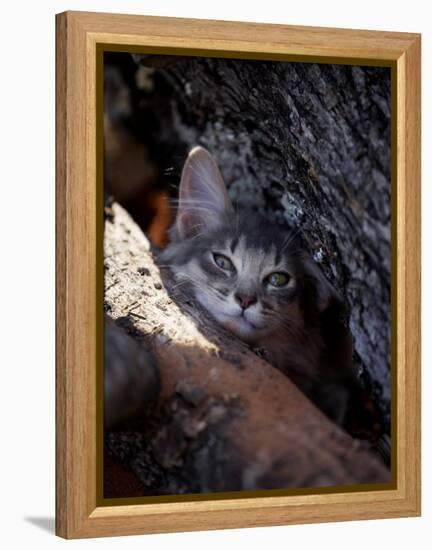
[266,272,291,287]
[213,253,235,272]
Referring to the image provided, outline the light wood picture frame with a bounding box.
[56,10,421,539]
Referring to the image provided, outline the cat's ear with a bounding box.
[176,146,234,239]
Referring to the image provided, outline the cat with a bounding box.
[159,146,359,426]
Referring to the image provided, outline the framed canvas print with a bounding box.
[55,11,421,539]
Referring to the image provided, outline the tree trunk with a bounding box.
[103,201,389,497]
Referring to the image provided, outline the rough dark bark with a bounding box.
[106,54,391,427]
[103,202,389,497]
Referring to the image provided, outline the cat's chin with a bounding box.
[221,316,262,343]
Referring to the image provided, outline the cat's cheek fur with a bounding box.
[172,258,209,290]
[194,288,236,323]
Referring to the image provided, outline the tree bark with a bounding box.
[103,201,389,497]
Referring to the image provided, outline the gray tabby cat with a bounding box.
[159,146,356,425]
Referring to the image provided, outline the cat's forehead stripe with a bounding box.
[230,236,239,253]
[231,237,281,269]
[233,236,267,276]
[274,244,282,266]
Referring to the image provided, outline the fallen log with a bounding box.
[104,201,389,496]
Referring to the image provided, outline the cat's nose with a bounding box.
[234,293,257,310]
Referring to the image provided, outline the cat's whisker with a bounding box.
[170,280,191,291]
[172,277,212,293]
[177,205,220,214]
[171,198,220,206]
